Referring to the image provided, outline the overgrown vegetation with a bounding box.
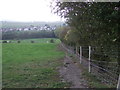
[52,2,119,66]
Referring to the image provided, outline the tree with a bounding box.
[52,2,119,63]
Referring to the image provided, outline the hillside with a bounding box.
[1,21,65,28]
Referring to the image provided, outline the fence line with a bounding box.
[61,43,119,87]
[88,46,91,73]
[117,75,120,90]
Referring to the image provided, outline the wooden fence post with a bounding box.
[88,46,91,73]
[80,46,82,64]
[117,74,120,90]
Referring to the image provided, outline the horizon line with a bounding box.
[0,20,65,23]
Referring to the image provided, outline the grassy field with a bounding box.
[2,38,69,88]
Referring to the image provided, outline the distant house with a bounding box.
[24,28,29,31]
[10,28,13,31]
[18,28,22,31]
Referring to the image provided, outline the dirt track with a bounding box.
[59,53,89,88]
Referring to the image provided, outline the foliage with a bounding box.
[50,39,54,43]
[52,2,119,63]
[31,40,34,43]
[55,26,70,43]
[2,30,56,40]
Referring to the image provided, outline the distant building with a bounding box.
[24,28,29,31]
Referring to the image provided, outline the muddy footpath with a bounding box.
[59,53,89,88]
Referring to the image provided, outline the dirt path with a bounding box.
[59,53,89,88]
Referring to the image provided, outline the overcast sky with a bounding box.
[0,0,64,22]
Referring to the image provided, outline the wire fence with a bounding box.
[61,43,119,86]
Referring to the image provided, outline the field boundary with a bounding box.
[60,43,119,88]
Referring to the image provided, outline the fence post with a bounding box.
[80,46,82,64]
[88,46,91,73]
[117,74,120,90]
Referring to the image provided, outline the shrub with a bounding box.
[17,41,20,43]
[50,39,54,43]
[31,41,34,43]
[2,41,7,43]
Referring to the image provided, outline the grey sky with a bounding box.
[0,0,64,22]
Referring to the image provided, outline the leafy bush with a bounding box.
[50,39,54,43]
[17,41,21,43]
[31,41,34,43]
[2,41,7,43]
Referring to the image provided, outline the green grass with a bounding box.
[81,70,113,88]
[2,38,70,88]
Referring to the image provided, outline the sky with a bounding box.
[0,0,64,22]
